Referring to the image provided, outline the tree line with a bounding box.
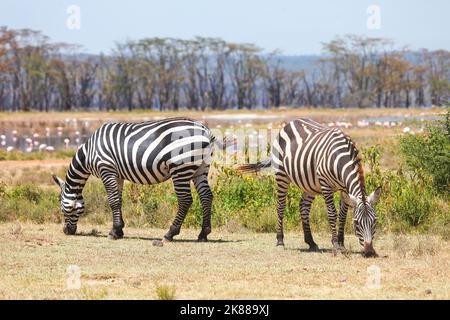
[0,27,448,111]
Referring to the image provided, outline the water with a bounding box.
[362,114,439,123]
[0,113,438,153]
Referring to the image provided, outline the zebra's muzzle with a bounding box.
[363,241,377,258]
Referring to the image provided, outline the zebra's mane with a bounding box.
[342,131,367,202]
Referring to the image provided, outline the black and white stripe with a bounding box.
[238,118,381,256]
[52,117,215,242]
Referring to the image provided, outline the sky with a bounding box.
[1,0,449,55]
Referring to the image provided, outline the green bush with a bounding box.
[399,109,450,194]
[0,183,60,223]
[363,143,448,235]
[0,139,448,237]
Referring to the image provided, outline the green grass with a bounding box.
[0,163,448,238]
[155,285,176,300]
[0,149,76,161]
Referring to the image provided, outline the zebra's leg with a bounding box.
[300,193,319,251]
[323,191,339,252]
[163,179,193,241]
[275,172,290,246]
[193,173,213,242]
[337,192,349,250]
[101,174,125,240]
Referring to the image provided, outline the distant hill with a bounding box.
[276,55,322,73]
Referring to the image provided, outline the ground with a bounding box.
[0,223,448,299]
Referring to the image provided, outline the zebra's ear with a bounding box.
[52,174,65,190]
[368,186,382,205]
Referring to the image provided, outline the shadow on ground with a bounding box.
[74,231,243,243]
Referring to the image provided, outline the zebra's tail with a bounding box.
[211,134,235,151]
[236,158,272,173]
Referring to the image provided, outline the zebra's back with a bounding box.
[273,118,345,194]
[86,117,214,185]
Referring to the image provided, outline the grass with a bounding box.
[0,150,76,161]
[155,285,177,300]
[0,223,448,299]
[0,161,448,237]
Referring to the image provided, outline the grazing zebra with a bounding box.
[52,117,216,243]
[238,118,381,257]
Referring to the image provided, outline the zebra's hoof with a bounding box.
[197,236,208,242]
[163,235,174,242]
[308,244,320,252]
[108,229,124,240]
[152,239,164,247]
[276,241,285,247]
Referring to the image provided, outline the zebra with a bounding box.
[52,117,217,244]
[238,118,381,257]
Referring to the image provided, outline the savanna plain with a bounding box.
[0,108,449,299]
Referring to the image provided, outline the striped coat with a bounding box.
[238,118,381,257]
[52,118,215,243]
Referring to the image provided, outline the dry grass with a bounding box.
[0,223,448,300]
[0,160,69,186]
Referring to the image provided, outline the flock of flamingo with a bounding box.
[0,117,417,154]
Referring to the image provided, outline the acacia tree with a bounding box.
[0,27,448,111]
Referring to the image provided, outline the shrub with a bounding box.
[363,144,447,233]
[155,285,176,300]
[399,109,450,194]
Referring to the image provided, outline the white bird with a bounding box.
[12,130,17,135]
[6,146,14,152]
[25,138,32,144]
[45,146,55,152]
[0,134,6,140]
[357,120,369,127]
[1,141,5,146]
[39,144,47,151]
[25,146,32,153]
[403,127,411,133]
[64,138,70,149]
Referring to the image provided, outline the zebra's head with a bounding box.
[52,174,84,235]
[348,187,382,257]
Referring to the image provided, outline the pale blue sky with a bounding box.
[1,0,449,55]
